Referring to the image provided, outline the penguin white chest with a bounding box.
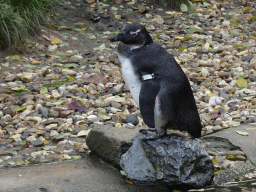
[118,54,141,106]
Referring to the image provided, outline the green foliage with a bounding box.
[178,47,187,52]
[0,0,62,52]
[234,45,246,50]
[146,0,193,10]
[45,80,67,89]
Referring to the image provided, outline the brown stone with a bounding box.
[48,109,60,118]
[59,110,73,118]
[115,0,123,4]
[217,72,230,78]
[3,106,16,117]
[251,98,256,105]
[82,72,108,85]
[232,14,252,23]
[85,0,95,3]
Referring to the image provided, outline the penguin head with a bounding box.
[110,23,153,46]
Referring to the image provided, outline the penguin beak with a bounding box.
[110,31,126,42]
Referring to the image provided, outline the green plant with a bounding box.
[146,0,193,10]
[0,0,61,52]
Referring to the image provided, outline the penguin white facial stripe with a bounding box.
[130,29,141,36]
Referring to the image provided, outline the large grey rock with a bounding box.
[120,133,214,189]
[86,123,142,167]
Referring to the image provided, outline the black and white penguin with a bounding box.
[110,23,201,138]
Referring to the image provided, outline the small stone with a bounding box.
[59,110,73,118]
[77,129,91,137]
[114,58,120,65]
[110,101,122,109]
[53,134,65,141]
[235,155,246,161]
[159,35,170,41]
[251,98,256,105]
[0,119,9,128]
[201,68,210,77]
[66,50,74,57]
[85,0,95,3]
[209,96,225,106]
[115,0,123,4]
[33,138,44,146]
[50,130,59,137]
[108,83,124,95]
[224,86,235,94]
[212,125,222,132]
[62,69,77,76]
[6,128,16,134]
[213,120,222,126]
[21,131,30,140]
[207,151,219,156]
[48,45,57,52]
[62,154,72,160]
[3,106,16,117]
[58,85,67,92]
[5,74,16,82]
[0,129,5,135]
[208,111,219,120]
[125,114,139,126]
[222,20,230,26]
[17,72,37,83]
[51,90,62,99]
[217,72,230,78]
[97,83,105,92]
[38,106,49,118]
[249,116,256,123]
[45,123,58,130]
[10,134,21,140]
[49,110,59,118]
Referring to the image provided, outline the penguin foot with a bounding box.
[139,128,162,139]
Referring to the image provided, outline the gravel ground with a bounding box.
[0,0,255,179]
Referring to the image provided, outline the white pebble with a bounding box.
[209,96,225,106]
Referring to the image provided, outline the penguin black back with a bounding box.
[111,23,202,138]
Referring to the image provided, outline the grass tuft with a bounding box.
[0,0,62,52]
[146,0,192,10]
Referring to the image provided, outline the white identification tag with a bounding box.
[142,73,154,81]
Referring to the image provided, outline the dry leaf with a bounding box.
[125,179,133,185]
[236,131,249,136]
[81,27,88,31]
[42,34,52,41]
[236,77,248,88]
[242,7,252,13]
[31,60,41,65]
[246,127,256,130]
[76,22,86,25]
[68,101,87,111]
[51,23,58,28]
[51,37,63,45]
[86,0,95,3]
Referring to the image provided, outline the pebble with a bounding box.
[38,106,49,118]
[124,114,139,126]
[33,138,44,147]
[5,74,16,82]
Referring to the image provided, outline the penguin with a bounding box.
[110,23,201,138]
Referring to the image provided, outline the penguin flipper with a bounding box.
[139,79,161,128]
